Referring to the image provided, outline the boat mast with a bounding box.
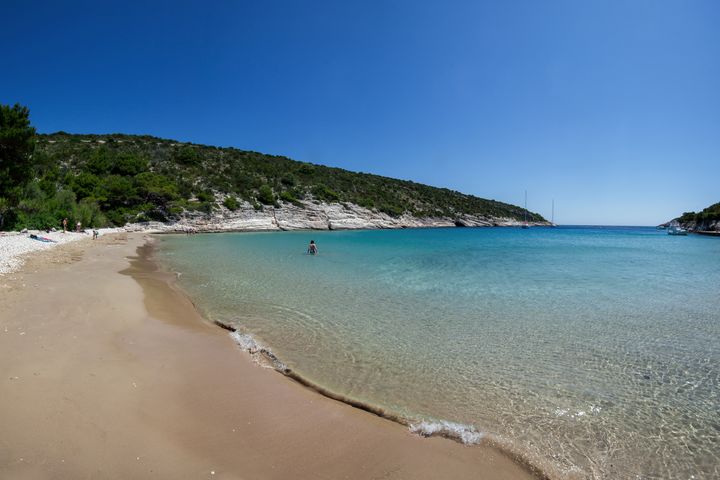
[551,198,554,225]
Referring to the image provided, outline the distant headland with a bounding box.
[661,202,720,234]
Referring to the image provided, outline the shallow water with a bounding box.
[158,226,720,479]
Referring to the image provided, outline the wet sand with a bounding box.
[0,233,540,479]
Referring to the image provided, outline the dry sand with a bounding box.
[0,232,540,479]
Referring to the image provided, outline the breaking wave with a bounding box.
[409,420,484,444]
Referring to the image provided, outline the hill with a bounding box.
[6,131,546,230]
[670,202,720,232]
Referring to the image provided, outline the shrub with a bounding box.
[196,191,214,203]
[76,198,107,227]
[279,190,296,202]
[378,203,405,216]
[257,184,276,205]
[174,146,201,166]
[312,184,339,202]
[112,152,148,176]
[135,173,179,204]
[69,172,101,200]
[223,196,240,211]
[87,148,113,175]
[298,164,314,175]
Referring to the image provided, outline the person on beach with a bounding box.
[307,240,318,255]
[92,229,99,240]
[62,218,68,233]
[76,221,81,233]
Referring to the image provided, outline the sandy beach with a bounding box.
[0,232,540,480]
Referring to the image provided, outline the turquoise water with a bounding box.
[157,227,720,479]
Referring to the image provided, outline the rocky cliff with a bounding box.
[126,197,548,233]
[664,218,720,233]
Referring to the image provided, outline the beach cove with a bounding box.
[0,232,539,480]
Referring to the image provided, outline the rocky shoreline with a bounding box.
[660,218,720,233]
[1,200,547,275]
[126,199,550,233]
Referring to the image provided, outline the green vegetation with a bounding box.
[256,184,277,206]
[0,104,36,228]
[222,196,240,211]
[0,104,545,230]
[678,202,720,224]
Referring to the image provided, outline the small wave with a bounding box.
[410,420,484,444]
[229,330,261,352]
[225,321,485,445]
[219,320,554,479]
[227,328,288,371]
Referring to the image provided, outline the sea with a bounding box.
[156,226,719,479]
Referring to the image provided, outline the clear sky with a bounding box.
[2,1,718,225]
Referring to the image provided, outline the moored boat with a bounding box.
[668,226,688,236]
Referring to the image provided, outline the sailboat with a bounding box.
[551,198,557,227]
[522,190,530,229]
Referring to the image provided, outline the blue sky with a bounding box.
[2,0,718,225]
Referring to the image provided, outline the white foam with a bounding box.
[229,330,287,371]
[230,331,261,352]
[409,420,484,444]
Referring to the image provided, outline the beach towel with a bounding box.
[29,234,57,243]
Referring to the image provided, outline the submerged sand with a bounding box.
[0,232,540,479]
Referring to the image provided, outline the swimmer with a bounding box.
[307,240,318,255]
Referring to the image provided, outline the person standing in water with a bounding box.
[307,240,318,255]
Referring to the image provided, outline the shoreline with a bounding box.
[129,220,552,235]
[213,319,553,477]
[146,235,560,479]
[0,222,549,276]
[0,231,545,479]
[143,235,556,479]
